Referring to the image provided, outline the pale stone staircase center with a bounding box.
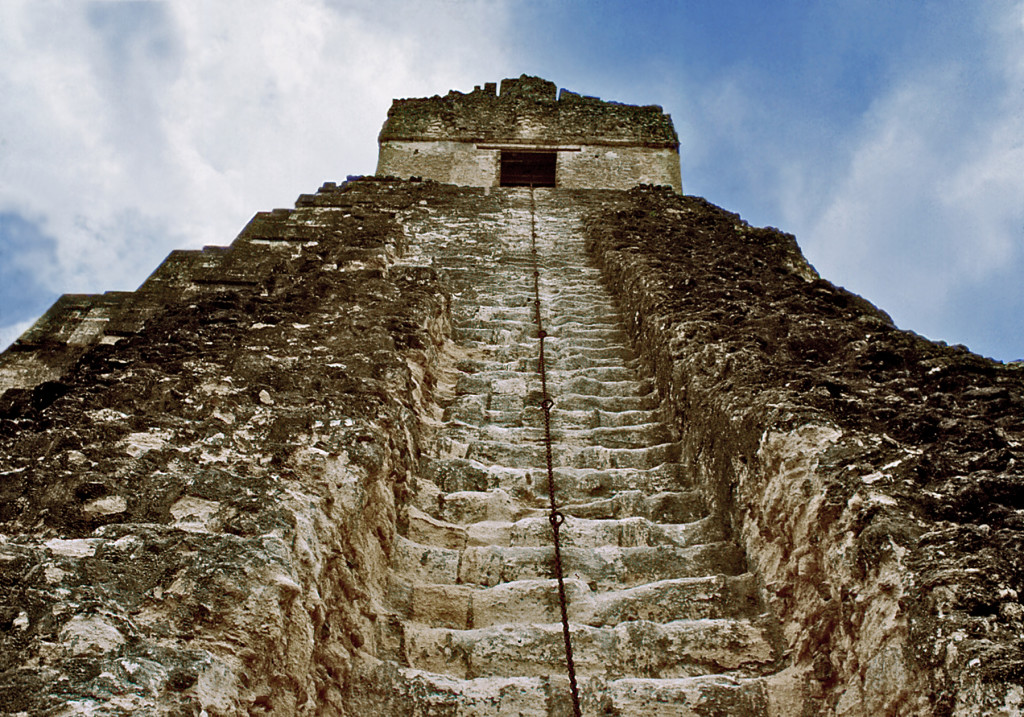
[356,188,783,715]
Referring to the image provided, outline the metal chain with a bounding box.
[528,186,583,717]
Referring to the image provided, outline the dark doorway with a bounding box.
[500,151,556,187]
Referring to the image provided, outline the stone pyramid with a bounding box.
[0,77,1021,716]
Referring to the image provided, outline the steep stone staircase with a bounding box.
[356,188,781,715]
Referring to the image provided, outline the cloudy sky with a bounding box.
[1,0,1021,361]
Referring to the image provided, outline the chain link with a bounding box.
[529,186,583,717]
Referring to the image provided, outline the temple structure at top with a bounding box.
[376,74,682,192]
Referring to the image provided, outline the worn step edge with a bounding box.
[421,458,691,497]
[388,574,763,630]
[389,617,777,680]
[431,488,705,525]
[351,660,769,716]
[391,537,746,588]
[406,508,721,551]
[439,422,673,450]
[459,440,681,471]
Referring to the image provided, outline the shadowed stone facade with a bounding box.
[0,79,1021,716]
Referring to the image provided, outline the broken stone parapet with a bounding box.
[380,74,677,148]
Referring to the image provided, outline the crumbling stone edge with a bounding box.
[584,185,1024,717]
[0,181,460,715]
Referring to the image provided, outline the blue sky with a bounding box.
[1,0,1021,360]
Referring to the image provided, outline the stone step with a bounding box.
[530,407,663,429]
[442,265,599,278]
[548,314,622,328]
[534,311,628,328]
[388,618,776,680]
[436,422,544,446]
[456,338,637,359]
[420,459,691,498]
[406,509,722,551]
[455,319,535,335]
[457,343,636,364]
[389,574,762,630]
[485,393,526,414]
[452,354,640,375]
[543,335,632,350]
[433,488,518,524]
[545,344,637,361]
[545,297,623,309]
[452,358,520,374]
[499,516,716,549]
[442,274,528,288]
[351,663,769,716]
[440,253,535,264]
[557,489,706,523]
[546,366,641,383]
[455,364,641,385]
[454,373,530,396]
[439,422,674,451]
[556,423,674,448]
[442,406,534,429]
[451,377,658,406]
[551,392,659,412]
[394,536,463,584]
[457,542,745,588]
[459,287,617,303]
[466,307,533,321]
[454,331,633,349]
[482,410,531,428]
[453,317,632,340]
[458,440,680,471]
[449,292,534,310]
[557,375,653,397]
[445,399,665,431]
[546,327,632,343]
[431,488,704,526]
[596,675,769,717]
[540,352,640,370]
[455,373,528,391]
[393,538,745,589]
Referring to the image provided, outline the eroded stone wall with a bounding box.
[376,141,499,188]
[557,146,681,192]
[585,186,1024,716]
[0,247,235,396]
[376,141,682,193]
[0,179,459,715]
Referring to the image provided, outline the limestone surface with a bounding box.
[0,182,453,714]
[588,187,1024,716]
[348,186,783,715]
[1,178,1021,716]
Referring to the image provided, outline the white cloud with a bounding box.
[0,320,35,353]
[0,0,512,308]
[2,0,1019,363]
[783,4,1024,354]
